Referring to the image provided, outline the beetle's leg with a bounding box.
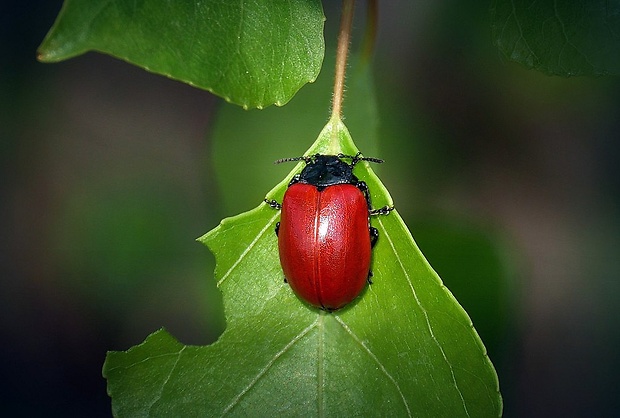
[356,179,395,218]
[367,269,374,285]
[264,198,282,210]
[368,226,379,284]
[288,174,301,187]
[370,205,394,216]
[370,226,379,248]
[265,201,282,236]
[356,181,373,209]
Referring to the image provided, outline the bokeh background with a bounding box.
[3,1,620,416]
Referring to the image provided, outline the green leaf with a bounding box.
[38,0,325,109]
[491,0,620,76]
[103,118,502,417]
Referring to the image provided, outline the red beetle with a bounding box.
[265,153,393,310]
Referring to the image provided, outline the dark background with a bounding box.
[3,1,620,416]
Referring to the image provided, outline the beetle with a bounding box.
[265,152,393,311]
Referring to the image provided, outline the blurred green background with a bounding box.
[3,1,620,416]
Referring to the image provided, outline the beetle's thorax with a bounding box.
[297,155,357,189]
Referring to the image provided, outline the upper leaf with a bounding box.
[491,0,620,76]
[103,118,502,417]
[38,0,325,109]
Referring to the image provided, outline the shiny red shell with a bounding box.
[277,183,371,310]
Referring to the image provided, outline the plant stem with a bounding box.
[331,0,356,120]
[361,0,378,64]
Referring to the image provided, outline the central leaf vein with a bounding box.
[317,312,325,418]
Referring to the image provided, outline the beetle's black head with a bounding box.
[298,154,356,189]
[276,153,383,190]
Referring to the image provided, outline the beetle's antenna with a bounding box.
[357,156,384,164]
[274,156,313,165]
[340,152,384,166]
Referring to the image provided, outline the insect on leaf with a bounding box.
[103,118,502,417]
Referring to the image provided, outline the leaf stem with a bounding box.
[331,0,356,120]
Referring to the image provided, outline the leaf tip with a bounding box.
[35,41,57,63]
[35,49,47,63]
[196,232,209,246]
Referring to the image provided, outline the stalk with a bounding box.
[331,0,356,120]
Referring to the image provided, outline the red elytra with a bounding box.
[265,153,392,311]
[277,183,372,310]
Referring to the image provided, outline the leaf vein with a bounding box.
[333,316,412,417]
[147,346,187,416]
[378,216,470,417]
[217,211,280,287]
[221,319,319,416]
[317,313,325,418]
[509,0,537,64]
[105,351,181,373]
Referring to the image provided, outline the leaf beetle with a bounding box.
[265,152,393,311]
